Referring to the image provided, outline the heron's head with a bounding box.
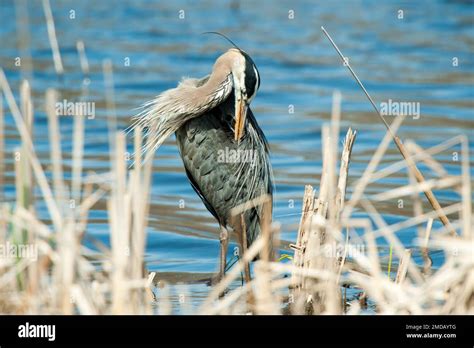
[219,48,261,142]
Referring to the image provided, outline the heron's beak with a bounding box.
[234,91,248,143]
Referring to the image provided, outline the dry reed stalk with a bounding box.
[45,89,67,209]
[0,94,7,241]
[76,182,105,238]
[14,101,36,296]
[371,177,461,203]
[128,125,153,313]
[146,272,156,301]
[321,26,456,235]
[459,136,472,239]
[13,146,28,290]
[131,126,145,281]
[0,93,4,203]
[18,82,35,301]
[406,141,448,178]
[370,176,461,202]
[109,131,131,314]
[327,94,339,221]
[44,86,79,314]
[336,227,350,284]
[20,80,33,132]
[397,141,456,234]
[324,97,344,311]
[76,40,90,77]
[395,249,411,284]
[335,128,356,219]
[368,201,461,240]
[369,135,464,183]
[318,125,354,312]
[139,136,154,238]
[289,185,314,298]
[14,0,33,80]
[44,86,74,311]
[337,220,378,274]
[334,127,357,307]
[233,214,252,292]
[42,0,63,75]
[311,126,337,313]
[71,284,97,315]
[421,218,433,275]
[260,198,273,262]
[361,199,424,284]
[395,140,456,234]
[19,80,34,212]
[407,151,425,252]
[12,206,52,239]
[57,220,76,314]
[253,260,280,314]
[128,176,147,309]
[343,113,406,220]
[71,41,89,204]
[421,237,473,314]
[363,226,387,310]
[404,148,433,276]
[103,59,117,160]
[302,203,326,295]
[253,199,278,314]
[71,114,84,206]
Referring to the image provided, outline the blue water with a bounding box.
[1,0,473,310]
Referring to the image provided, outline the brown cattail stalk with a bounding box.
[321,26,456,236]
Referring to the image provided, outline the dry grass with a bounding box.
[0,73,472,315]
[0,13,472,315]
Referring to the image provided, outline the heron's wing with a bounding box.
[182,165,221,223]
[131,74,233,162]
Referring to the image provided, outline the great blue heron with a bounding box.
[132,44,273,283]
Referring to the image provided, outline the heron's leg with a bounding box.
[236,215,251,283]
[217,226,229,282]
